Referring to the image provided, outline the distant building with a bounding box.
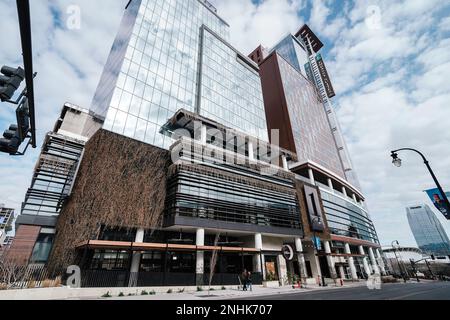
[0,205,14,233]
[383,246,450,278]
[407,204,450,257]
[3,235,14,247]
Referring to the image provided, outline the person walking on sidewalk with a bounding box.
[241,269,248,291]
[246,272,253,291]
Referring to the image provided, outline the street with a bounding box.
[235,281,450,300]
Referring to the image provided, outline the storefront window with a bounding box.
[167,252,195,273]
[140,251,163,272]
[264,255,279,280]
[89,250,130,270]
[30,233,54,264]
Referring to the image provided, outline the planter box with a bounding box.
[262,281,280,288]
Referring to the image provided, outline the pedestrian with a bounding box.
[241,269,247,291]
[246,272,253,291]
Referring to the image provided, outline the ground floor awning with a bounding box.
[75,240,260,253]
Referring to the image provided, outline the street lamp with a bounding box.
[311,216,327,287]
[390,148,450,211]
[391,240,407,283]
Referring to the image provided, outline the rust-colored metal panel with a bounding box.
[4,225,41,265]
[258,53,297,154]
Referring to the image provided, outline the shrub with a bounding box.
[54,277,62,287]
[42,279,53,288]
[101,291,111,298]
[149,290,156,295]
[141,290,148,295]
[27,281,36,289]
[118,292,124,297]
[381,276,399,283]
[197,286,203,292]
[0,283,7,291]
[178,288,185,293]
[167,289,173,294]
[221,286,226,290]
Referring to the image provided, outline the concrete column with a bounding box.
[324,241,337,278]
[368,247,380,274]
[352,193,358,203]
[339,265,346,279]
[281,155,289,171]
[375,248,387,275]
[342,186,348,197]
[344,243,358,280]
[196,228,205,285]
[254,233,263,275]
[248,141,255,161]
[129,228,145,287]
[327,178,334,191]
[308,168,315,184]
[295,238,307,279]
[200,124,207,144]
[359,245,371,278]
[277,255,288,286]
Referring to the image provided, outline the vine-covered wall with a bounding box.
[47,129,171,269]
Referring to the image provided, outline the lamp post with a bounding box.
[311,216,327,287]
[390,148,450,211]
[391,240,407,283]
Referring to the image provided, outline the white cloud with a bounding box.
[1,0,450,248]
[212,0,305,54]
[0,0,126,231]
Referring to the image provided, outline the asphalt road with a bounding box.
[235,281,450,300]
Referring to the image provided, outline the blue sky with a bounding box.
[1,0,450,248]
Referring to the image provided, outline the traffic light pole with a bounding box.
[16,0,36,149]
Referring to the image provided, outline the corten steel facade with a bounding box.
[407,205,450,257]
[249,25,385,281]
[252,29,360,190]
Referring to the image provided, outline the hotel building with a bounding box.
[249,25,385,280]
[7,0,386,287]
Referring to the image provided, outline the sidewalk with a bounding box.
[104,281,367,301]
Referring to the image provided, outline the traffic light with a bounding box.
[0,124,21,154]
[0,66,25,102]
[16,98,30,141]
[0,98,30,155]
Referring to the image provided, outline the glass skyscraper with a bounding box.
[89,0,268,148]
[407,204,450,256]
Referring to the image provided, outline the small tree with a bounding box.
[0,247,28,289]
[208,233,220,295]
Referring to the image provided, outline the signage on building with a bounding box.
[304,185,325,232]
[313,236,322,251]
[315,53,336,98]
[425,188,450,220]
[282,244,294,261]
